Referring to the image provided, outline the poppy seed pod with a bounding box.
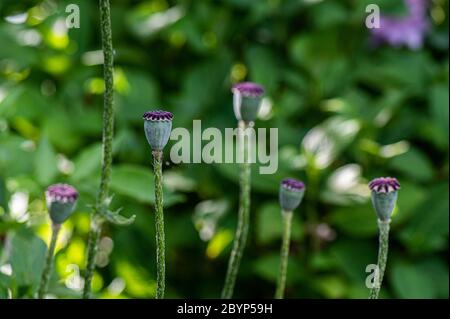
[279,178,305,212]
[143,110,173,151]
[369,177,400,221]
[45,184,78,224]
[232,82,264,123]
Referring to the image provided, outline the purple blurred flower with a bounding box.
[281,178,305,191]
[232,82,264,98]
[370,0,429,50]
[46,183,78,203]
[46,183,78,224]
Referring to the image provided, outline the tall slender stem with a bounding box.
[83,0,115,299]
[221,121,252,299]
[275,210,293,299]
[38,223,61,298]
[369,219,390,299]
[152,150,166,299]
[83,217,101,299]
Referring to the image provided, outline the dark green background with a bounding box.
[0,0,448,298]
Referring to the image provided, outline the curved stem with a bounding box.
[38,223,61,298]
[275,211,292,299]
[221,121,252,299]
[83,0,115,299]
[369,219,390,299]
[153,151,166,299]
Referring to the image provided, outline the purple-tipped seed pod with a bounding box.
[45,184,78,224]
[232,82,264,123]
[143,110,173,151]
[369,177,400,221]
[279,178,305,212]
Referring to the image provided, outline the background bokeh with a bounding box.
[0,0,448,299]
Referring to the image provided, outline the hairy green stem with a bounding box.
[275,211,293,299]
[83,0,115,299]
[369,219,390,299]
[221,121,252,299]
[83,217,101,299]
[152,150,166,299]
[38,223,61,298]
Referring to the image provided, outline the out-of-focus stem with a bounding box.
[369,219,390,299]
[221,121,252,299]
[38,223,61,298]
[275,210,293,299]
[83,217,101,299]
[83,0,115,299]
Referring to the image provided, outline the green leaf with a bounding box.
[415,258,449,298]
[426,84,449,149]
[0,134,34,177]
[355,51,432,92]
[0,220,22,235]
[312,275,348,299]
[173,55,231,122]
[389,148,434,181]
[429,84,449,135]
[256,202,303,245]
[390,261,435,299]
[34,135,58,185]
[10,229,47,289]
[100,208,136,226]
[329,239,376,283]
[399,183,449,253]
[215,163,284,194]
[245,45,280,94]
[328,204,378,237]
[310,1,348,29]
[71,143,102,182]
[0,272,11,299]
[289,32,350,95]
[115,69,159,124]
[0,176,8,210]
[71,135,130,183]
[394,181,427,221]
[44,111,81,153]
[110,164,184,206]
[252,254,304,284]
[0,86,44,120]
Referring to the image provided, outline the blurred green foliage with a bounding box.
[0,0,448,299]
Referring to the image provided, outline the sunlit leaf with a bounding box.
[389,148,433,182]
[10,229,46,290]
[110,164,184,206]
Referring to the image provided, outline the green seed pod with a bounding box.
[46,184,78,224]
[279,178,305,212]
[232,82,264,123]
[369,177,400,221]
[143,110,173,151]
